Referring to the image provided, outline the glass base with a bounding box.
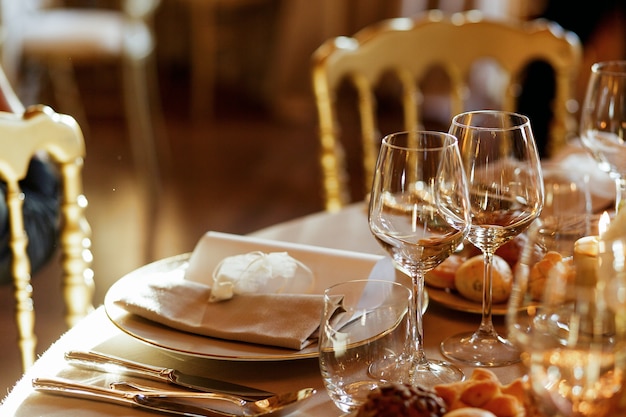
[440,331,520,367]
[368,356,412,383]
[369,355,464,387]
[410,359,465,387]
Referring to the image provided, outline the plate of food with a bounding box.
[425,286,510,316]
[340,368,531,417]
[105,231,427,361]
[424,237,524,315]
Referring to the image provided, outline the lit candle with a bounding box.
[574,235,599,286]
[573,213,611,286]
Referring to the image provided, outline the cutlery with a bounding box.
[65,350,275,401]
[108,380,311,407]
[33,377,315,416]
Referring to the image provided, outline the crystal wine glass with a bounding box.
[368,131,471,386]
[507,214,625,417]
[580,61,626,212]
[441,110,544,367]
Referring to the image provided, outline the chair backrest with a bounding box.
[312,10,582,212]
[0,102,94,370]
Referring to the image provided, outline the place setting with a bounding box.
[103,230,420,361]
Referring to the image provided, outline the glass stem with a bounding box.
[410,271,426,364]
[477,251,497,336]
[615,177,626,213]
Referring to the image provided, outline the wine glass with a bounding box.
[507,214,625,417]
[368,131,471,386]
[441,110,544,367]
[580,61,626,212]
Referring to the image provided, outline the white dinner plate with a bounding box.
[105,234,427,361]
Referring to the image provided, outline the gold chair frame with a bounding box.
[312,10,582,212]
[0,105,93,371]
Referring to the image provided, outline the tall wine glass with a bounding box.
[580,61,626,212]
[368,131,471,386]
[507,215,625,417]
[441,110,544,367]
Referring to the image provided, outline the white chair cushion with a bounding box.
[21,10,151,59]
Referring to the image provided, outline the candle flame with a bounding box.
[599,211,611,236]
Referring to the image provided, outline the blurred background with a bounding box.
[1,0,624,395]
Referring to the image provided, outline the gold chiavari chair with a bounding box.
[0,102,93,371]
[312,10,582,212]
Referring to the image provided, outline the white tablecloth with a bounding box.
[1,203,524,416]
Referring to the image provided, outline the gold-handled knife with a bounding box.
[65,351,275,401]
[33,377,315,417]
[33,377,228,416]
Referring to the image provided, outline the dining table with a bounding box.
[0,202,526,416]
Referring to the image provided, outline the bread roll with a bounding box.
[426,254,464,289]
[528,251,574,301]
[454,255,512,303]
[444,408,497,417]
[494,234,526,267]
[436,369,526,417]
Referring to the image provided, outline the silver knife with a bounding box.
[33,377,234,416]
[64,351,274,401]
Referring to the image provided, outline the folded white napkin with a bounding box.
[113,269,340,350]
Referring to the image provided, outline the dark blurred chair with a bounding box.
[312,10,582,212]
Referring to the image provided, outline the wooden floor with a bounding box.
[0,68,326,395]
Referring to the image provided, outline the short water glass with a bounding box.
[319,279,412,413]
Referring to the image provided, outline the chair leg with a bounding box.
[59,162,94,329]
[6,181,36,371]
